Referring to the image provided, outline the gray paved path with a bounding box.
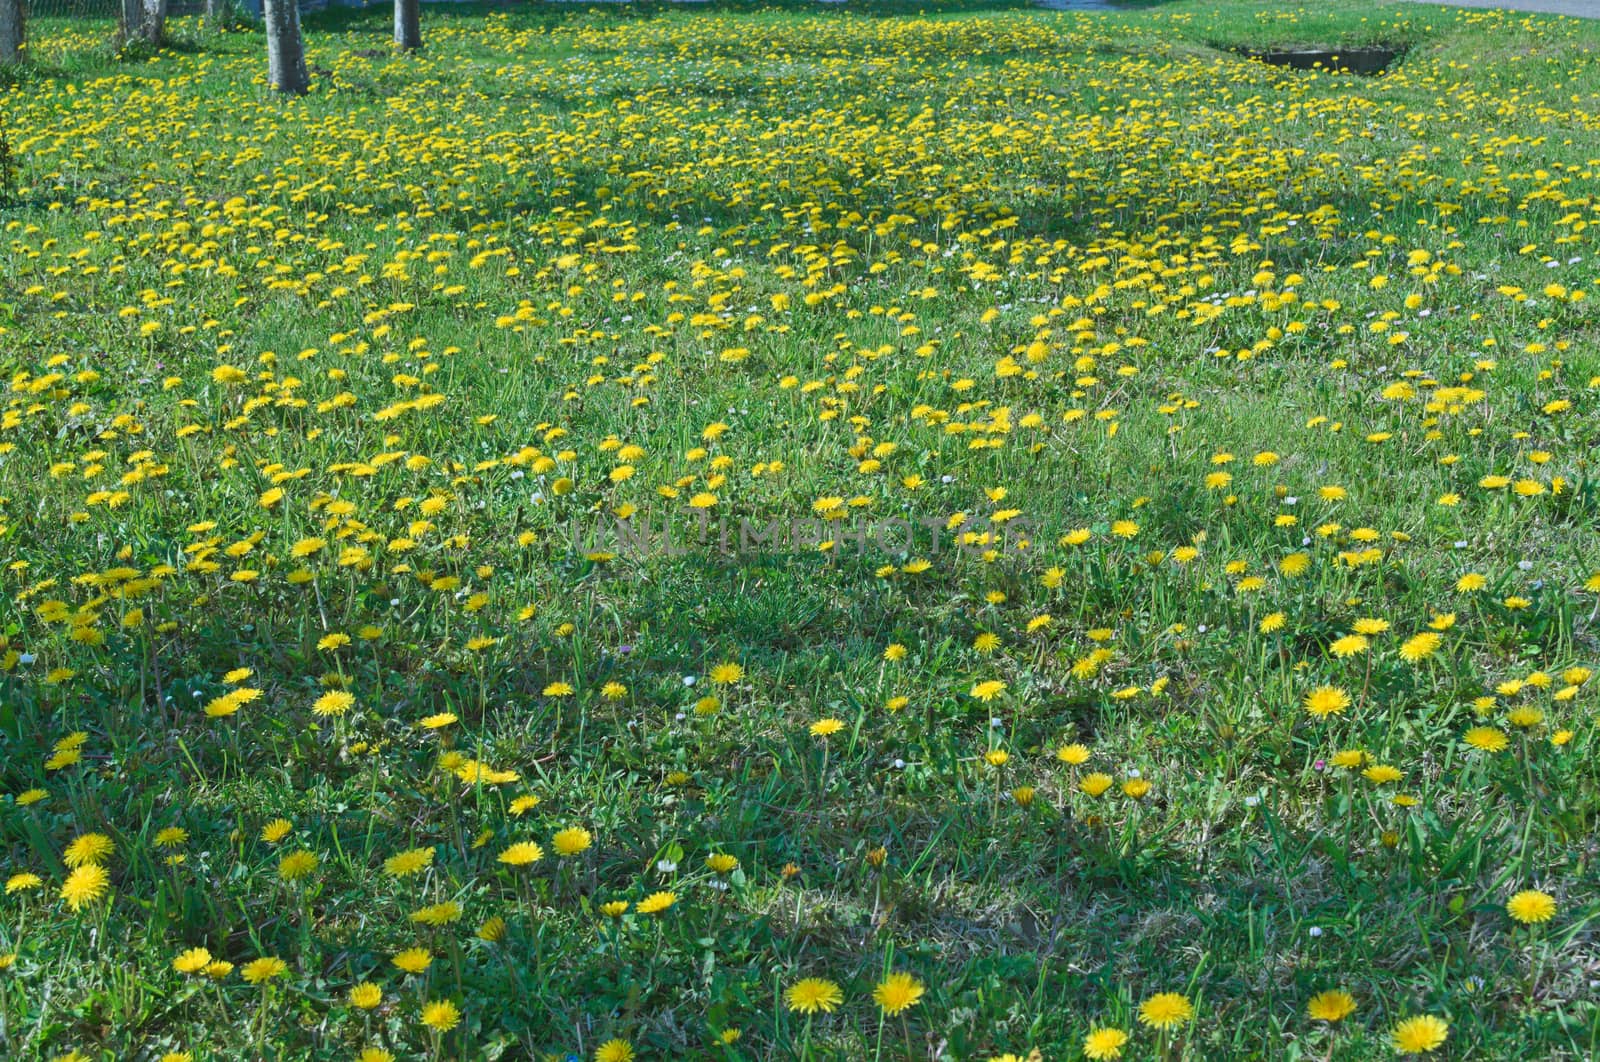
[1039,0,1597,15]
[1403,0,1596,17]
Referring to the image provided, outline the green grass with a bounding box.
[1,1,1600,1059]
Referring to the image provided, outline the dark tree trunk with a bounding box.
[264,0,308,95]
[394,0,420,52]
[119,0,141,46]
[0,0,24,67]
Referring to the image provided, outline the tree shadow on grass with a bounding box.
[299,0,1187,35]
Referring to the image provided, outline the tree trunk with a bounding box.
[394,0,420,52]
[140,0,166,44]
[0,0,24,67]
[264,0,308,95]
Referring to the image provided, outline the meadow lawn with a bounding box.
[3,0,1600,1058]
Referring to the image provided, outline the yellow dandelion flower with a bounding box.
[872,972,925,1015]
[240,957,288,985]
[1138,992,1194,1030]
[350,983,383,1009]
[785,977,843,1015]
[1390,1015,1448,1054]
[498,841,544,866]
[1083,1027,1129,1060]
[420,999,460,1032]
[60,864,111,911]
[552,827,592,857]
[636,890,677,915]
[392,948,432,974]
[1506,890,1556,925]
[1307,990,1355,1022]
[594,1040,634,1062]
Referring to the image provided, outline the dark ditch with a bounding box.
[1236,45,1407,75]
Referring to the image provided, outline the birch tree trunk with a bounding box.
[264,0,308,95]
[139,0,166,44]
[394,0,420,52]
[0,0,24,67]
